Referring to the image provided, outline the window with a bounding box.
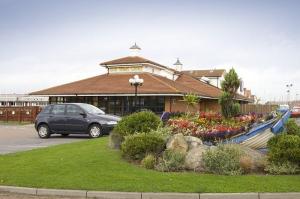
[41,105,52,114]
[66,105,82,115]
[51,105,65,115]
[77,103,104,115]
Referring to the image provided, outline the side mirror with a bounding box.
[80,112,87,117]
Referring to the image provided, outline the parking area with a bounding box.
[0,124,89,155]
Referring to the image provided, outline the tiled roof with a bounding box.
[30,73,183,96]
[182,69,226,77]
[100,56,176,71]
[175,74,222,98]
[30,72,251,101]
[175,74,249,101]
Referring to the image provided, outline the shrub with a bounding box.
[256,156,268,172]
[121,133,165,160]
[203,144,243,175]
[108,130,124,149]
[141,154,156,169]
[182,93,200,113]
[219,93,241,118]
[265,162,299,175]
[169,112,185,119]
[239,155,252,174]
[149,126,172,141]
[155,149,185,172]
[285,119,300,136]
[231,103,241,116]
[114,111,162,137]
[267,134,300,165]
[218,68,241,118]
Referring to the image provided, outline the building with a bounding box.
[182,69,226,88]
[0,94,48,107]
[30,44,252,115]
[183,69,253,99]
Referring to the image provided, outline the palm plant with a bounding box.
[182,93,200,114]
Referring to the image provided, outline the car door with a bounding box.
[48,104,66,132]
[65,104,88,133]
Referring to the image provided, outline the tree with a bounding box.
[219,68,241,118]
[221,68,240,97]
[183,93,200,113]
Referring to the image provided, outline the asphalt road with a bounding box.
[0,124,89,155]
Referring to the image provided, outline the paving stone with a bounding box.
[0,191,85,199]
[87,191,141,199]
[0,186,37,195]
[200,193,258,199]
[259,192,300,199]
[37,188,87,197]
[142,192,199,199]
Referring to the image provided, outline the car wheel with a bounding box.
[88,124,102,138]
[61,134,69,137]
[38,124,51,139]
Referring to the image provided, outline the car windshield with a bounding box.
[78,104,105,115]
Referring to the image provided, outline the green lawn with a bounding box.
[0,137,299,193]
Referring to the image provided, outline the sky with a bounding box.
[0,0,299,103]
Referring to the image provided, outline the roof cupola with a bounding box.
[173,58,183,71]
[129,42,141,56]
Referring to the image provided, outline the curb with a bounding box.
[0,186,300,199]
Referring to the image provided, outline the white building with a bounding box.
[0,94,48,107]
[182,69,226,88]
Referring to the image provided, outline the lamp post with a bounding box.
[129,75,144,112]
[286,83,293,106]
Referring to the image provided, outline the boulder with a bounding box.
[166,134,188,154]
[184,145,207,171]
[184,136,203,150]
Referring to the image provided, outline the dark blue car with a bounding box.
[35,103,120,138]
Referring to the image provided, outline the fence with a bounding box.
[240,104,278,115]
[0,106,42,123]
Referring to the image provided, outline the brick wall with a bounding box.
[164,97,219,113]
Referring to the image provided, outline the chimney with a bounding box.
[129,42,141,56]
[239,78,244,92]
[243,88,247,96]
[173,58,183,72]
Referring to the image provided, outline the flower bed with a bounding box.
[167,112,258,142]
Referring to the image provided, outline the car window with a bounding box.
[41,105,52,114]
[51,105,65,115]
[66,105,82,115]
[77,103,105,115]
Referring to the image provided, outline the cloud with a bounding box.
[0,0,299,103]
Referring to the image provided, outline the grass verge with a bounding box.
[0,121,32,125]
[0,137,299,193]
